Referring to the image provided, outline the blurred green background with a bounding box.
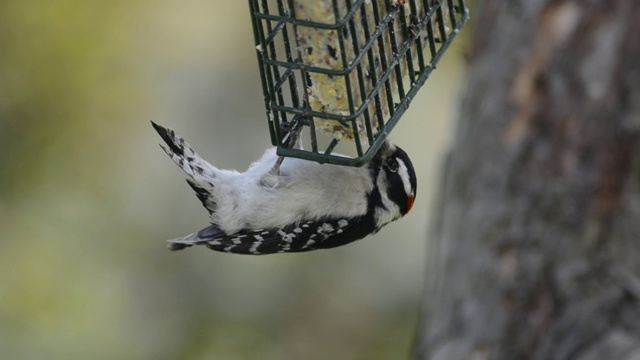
[0,1,469,359]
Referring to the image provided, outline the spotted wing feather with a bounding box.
[168,216,375,255]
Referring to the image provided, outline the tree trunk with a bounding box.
[414,1,640,359]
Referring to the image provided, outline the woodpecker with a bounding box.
[151,121,416,255]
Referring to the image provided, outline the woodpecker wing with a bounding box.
[167,215,377,255]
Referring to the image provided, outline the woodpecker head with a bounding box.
[369,141,417,229]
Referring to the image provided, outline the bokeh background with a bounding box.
[0,1,471,359]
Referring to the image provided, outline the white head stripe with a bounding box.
[396,158,413,196]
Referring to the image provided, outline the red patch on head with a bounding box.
[406,194,415,214]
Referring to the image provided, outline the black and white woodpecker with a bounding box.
[152,122,417,255]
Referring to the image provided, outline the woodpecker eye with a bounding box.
[386,159,399,173]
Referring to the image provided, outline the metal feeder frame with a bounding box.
[249,0,469,166]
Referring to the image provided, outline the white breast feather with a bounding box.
[209,148,373,234]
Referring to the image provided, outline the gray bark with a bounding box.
[414,1,640,359]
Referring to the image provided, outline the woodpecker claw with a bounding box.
[271,120,303,174]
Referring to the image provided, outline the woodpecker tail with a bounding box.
[151,121,219,213]
[167,224,226,251]
[151,121,218,184]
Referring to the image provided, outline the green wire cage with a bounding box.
[249,0,469,166]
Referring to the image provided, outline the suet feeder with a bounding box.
[249,0,469,166]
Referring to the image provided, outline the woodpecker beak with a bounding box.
[406,194,415,214]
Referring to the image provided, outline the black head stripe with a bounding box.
[386,174,410,214]
[392,146,417,197]
[367,142,417,216]
[383,145,416,215]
